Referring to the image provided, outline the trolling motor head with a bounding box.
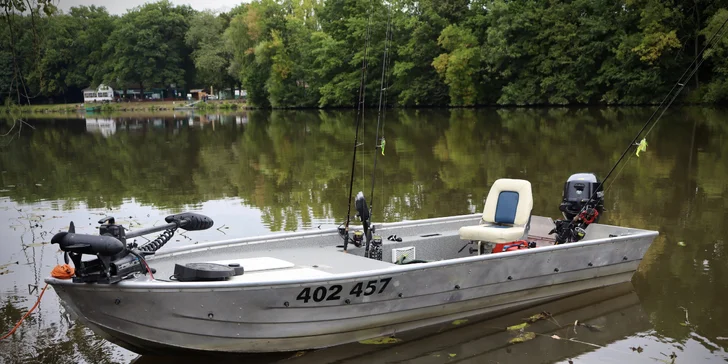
[51,212,213,284]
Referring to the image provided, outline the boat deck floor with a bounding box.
[147,219,560,284]
[150,243,400,284]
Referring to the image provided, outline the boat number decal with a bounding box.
[295,278,392,303]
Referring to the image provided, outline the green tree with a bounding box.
[432,25,481,106]
[38,6,114,99]
[391,0,450,106]
[0,0,56,104]
[596,0,683,104]
[103,0,195,97]
[701,9,728,102]
[185,10,236,96]
[224,0,288,107]
[316,0,390,107]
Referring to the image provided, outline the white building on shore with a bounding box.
[82,84,114,103]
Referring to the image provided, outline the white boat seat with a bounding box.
[459,178,533,244]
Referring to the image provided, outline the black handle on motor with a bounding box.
[51,232,125,256]
[165,212,214,231]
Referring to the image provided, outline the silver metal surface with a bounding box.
[46,214,658,354]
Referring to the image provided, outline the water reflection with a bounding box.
[130,283,726,363]
[0,107,727,362]
[85,118,117,137]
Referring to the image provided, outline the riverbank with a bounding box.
[0,100,248,114]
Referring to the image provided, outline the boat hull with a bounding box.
[61,270,634,354]
[50,216,655,354]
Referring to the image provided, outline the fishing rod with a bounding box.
[366,1,394,257]
[561,14,728,239]
[343,0,375,252]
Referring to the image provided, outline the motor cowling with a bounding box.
[559,173,604,222]
[549,173,605,245]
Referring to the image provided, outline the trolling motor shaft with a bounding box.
[51,212,213,284]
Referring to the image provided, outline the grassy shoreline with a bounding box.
[0,100,248,114]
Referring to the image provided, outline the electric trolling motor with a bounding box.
[51,212,213,284]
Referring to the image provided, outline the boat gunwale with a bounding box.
[45,214,658,290]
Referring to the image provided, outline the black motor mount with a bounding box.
[51,212,214,284]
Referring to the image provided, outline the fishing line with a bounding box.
[368,1,394,222]
[343,0,375,251]
[603,16,728,195]
[571,13,728,228]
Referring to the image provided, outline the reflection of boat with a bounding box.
[85,105,101,112]
[46,175,657,354]
[288,282,648,363]
[130,282,646,363]
[85,118,117,137]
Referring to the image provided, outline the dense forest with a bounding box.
[2,0,728,108]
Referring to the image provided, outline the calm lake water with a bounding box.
[0,107,727,363]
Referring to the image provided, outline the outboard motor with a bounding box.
[550,173,605,244]
[559,173,604,222]
[51,212,213,284]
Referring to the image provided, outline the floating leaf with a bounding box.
[448,354,457,358]
[452,319,468,326]
[679,322,688,326]
[629,346,644,353]
[525,311,552,323]
[359,337,401,345]
[507,322,529,331]
[678,241,686,247]
[509,332,536,344]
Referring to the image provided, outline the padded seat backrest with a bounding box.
[482,179,533,226]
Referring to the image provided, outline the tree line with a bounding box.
[2,0,728,108]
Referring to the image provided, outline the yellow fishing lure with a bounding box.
[636,138,648,157]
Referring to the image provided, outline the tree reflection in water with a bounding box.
[0,107,726,362]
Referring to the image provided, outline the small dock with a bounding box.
[173,100,201,111]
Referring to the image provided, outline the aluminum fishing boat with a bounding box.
[46,175,657,354]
